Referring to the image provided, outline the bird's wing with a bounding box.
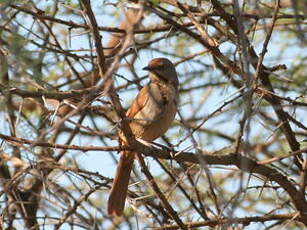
[126,86,150,118]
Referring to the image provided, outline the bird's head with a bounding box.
[143,58,178,86]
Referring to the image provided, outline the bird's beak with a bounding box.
[142,66,152,71]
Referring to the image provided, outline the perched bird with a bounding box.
[107,58,179,216]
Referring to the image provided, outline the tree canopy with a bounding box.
[0,0,306,229]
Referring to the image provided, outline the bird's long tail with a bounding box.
[107,151,135,216]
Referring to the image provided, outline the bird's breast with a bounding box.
[130,82,178,141]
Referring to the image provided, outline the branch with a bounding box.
[1,131,306,223]
[153,213,301,229]
[54,186,99,230]
[138,155,187,229]
[0,133,120,152]
[81,0,106,74]
[0,84,94,100]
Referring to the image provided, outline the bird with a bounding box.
[107,57,179,217]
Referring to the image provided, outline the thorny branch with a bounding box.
[0,0,306,229]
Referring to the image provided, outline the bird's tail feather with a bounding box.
[107,151,135,216]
